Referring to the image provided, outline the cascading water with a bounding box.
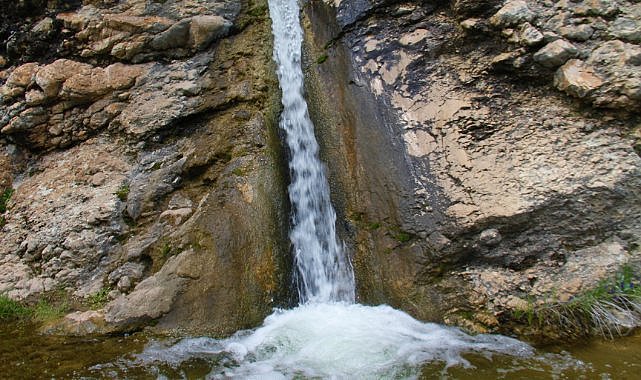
[270,0,354,304]
[123,1,541,377]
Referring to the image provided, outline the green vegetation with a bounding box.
[232,167,248,177]
[0,188,14,227]
[115,184,130,201]
[316,54,328,64]
[394,231,412,243]
[1,294,67,322]
[367,222,381,230]
[0,188,13,213]
[88,287,111,310]
[32,299,67,322]
[160,243,173,258]
[512,265,641,338]
[0,294,30,320]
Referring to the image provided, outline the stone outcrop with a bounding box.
[0,0,290,336]
[305,0,641,339]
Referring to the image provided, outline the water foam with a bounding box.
[135,303,534,379]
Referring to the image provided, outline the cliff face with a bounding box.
[2,0,640,340]
[303,0,641,338]
[0,0,292,335]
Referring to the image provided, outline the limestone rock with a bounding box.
[189,15,231,50]
[489,1,534,27]
[42,310,111,336]
[104,250,194,331]
[554,59,604,98]
[519,22,544,46]
[35,60,93,98]
[560,24,595,41]
[533,39,578,67]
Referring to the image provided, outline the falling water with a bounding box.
[120,2,543,377]
[270,0,354,304]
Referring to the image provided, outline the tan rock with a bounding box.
[554,59,604,98]
[6,62,40,88]
[189,15,231,50]
[42,310,111,336]
[35,59,93,98]
[103,14,174,34]
[24,90,47,106]
[60,63,146,101]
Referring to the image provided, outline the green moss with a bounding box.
[248,4,268,17]
[316,54,328,64]
[0,294,30,320]
[115,184,130,201]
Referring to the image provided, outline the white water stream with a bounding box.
[130,1,536,377]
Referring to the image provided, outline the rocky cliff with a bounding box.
[0,0,292,336]
[303,0,641,339]
[1,0,640,341]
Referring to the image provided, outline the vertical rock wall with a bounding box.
[303,0,641,338]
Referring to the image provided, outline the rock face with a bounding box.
[0,0,291,336]
[305,0,641,338]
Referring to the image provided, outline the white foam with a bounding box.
[136,303,533,379]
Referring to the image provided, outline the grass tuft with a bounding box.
[512,265,641,339]
[115,184,130,201]
[0,294,30,320]
[88,287,111,310]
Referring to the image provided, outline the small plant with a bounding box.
[394,231,412,243]
[160,243,172,258]
[232,167,247,177]
[0,188,13,213]
[367,222,381,230]
[115,184,130,201]
[316,54,328,64]
[0,294,29,320]
[88,287,111,310]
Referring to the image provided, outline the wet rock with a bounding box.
[554,59,604,98]
[42,310,111,336]
[533,39,578,67]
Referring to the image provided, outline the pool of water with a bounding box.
[2,306,640,379]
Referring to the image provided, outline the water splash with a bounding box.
[134,303,535,379]
[269,0,354,303]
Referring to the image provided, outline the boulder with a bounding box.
[35,60,93,98]
[489,0,534,27]
[189,15,231,50]
[533,39,578,67]
[554,59,604,98]
[519,22,544,46]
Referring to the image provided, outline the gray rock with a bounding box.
[489,0,535,27]
[519,22,544,46]
[533,39,578,67]
[560,24,594,41]
[150,19,191,51]
[609,17,641,42]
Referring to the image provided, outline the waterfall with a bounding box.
[269,0,355,304]
[126,3,538,377]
